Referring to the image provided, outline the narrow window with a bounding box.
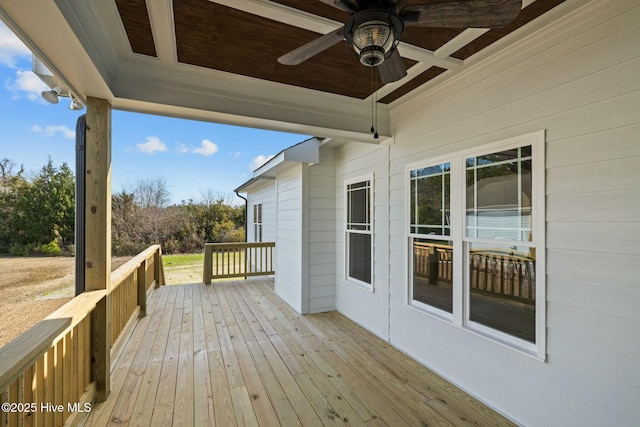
[346,177,372,288]
[409,163,453,313]
[253,203,262,242]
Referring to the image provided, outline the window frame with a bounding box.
[406,156,458,320]
[406,131,546,359]
[344,174,374,291]
[252,203,263,242]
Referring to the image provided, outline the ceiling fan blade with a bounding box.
[278,27,345,66]
[402,0,522,28]
[378,49,407,84]
[316,0,357,12]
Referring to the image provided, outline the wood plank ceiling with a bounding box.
[115,0,566,105]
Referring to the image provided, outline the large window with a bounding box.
[407,132,545,357]
[345,176,373,289]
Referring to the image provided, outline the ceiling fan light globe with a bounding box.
[358,47,385,67]
[352,21,393,51]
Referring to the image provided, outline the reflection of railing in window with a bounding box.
[413,243,535,304]
[414,242,452,284]
[470,250,535,304]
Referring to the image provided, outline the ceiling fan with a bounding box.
[278,0,523,84]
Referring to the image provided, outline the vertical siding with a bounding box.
[382,1,640,426]
[307,148,337,313]
[335,142,391,340]
[275,165,303,313]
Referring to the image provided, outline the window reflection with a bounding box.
[466,146,532,241]
[412,238,453,313]
[410,163,451,236]
[468,243,536,342]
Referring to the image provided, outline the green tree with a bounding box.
[0,159,27,252]
[16,159,75,249]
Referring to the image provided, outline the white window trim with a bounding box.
[405,154,458,322]
[344,174,374,292]
[405,131,546,360]
[252,202,263,243]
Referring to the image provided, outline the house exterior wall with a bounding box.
[335,142,391,340]
[307,148,337,313]
[377,1,639,425]
[274,164,304,313]
[244,148,337,314]
[246,180,276,243]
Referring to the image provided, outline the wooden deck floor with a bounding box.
[84,278,515,426]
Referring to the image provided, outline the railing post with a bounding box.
[203,244,213,285]
[85,96,111,402]
[137,259,147,318]
[152,248,159,288]
[428,245,438,285]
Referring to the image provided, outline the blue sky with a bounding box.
[0,21,308,205]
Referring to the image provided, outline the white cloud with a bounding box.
[136,136,167,154]
[249,154,275,171]
[0,23,31,68]
[5,70,48,101]
[31,124,75,139]
[192,139,219,157]
[176,143,190,154]
[229,151,242,158]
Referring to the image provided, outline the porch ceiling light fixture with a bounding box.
[344,10,404,67]
[41,86,62,104]
[69,94,85,111]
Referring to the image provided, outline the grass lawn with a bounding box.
[162,252,246,284]
[162,253,205,285]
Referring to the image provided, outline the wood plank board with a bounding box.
[82,279,514,426]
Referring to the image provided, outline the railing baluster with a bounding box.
[203,242,276,283]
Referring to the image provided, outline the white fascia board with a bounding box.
[253,137,321,179]
[111,61,390,142]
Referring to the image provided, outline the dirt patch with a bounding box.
[0,256,130,347]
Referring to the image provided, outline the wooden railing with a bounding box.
[413,242,535,304]
[0,245,165,427]
[203,242,275,284]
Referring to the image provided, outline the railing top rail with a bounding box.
[413,242,453,250]
[0,289,107,391]
[204,242,275,250]
[111,244,162,287]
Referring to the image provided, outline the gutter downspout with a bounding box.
[234,190,248,244]
[235,190,249,280]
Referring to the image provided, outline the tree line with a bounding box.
[0,158,245,256]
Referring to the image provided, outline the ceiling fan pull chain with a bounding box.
[374,69,379,139]
[371,66,376,135]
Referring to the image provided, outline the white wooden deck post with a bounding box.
[85,96,112,401]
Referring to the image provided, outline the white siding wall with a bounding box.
[381,1,640,425]
[275,164,304,313]
[307,148,337,313]
[246,180,276,243]
[335,142,391,340]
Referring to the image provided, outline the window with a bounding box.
[345,176,373,289]
[409,163,453,313]
[253,203,262,242]
[407,132,545,357]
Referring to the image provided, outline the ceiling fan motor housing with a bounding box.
[345,9,404,67]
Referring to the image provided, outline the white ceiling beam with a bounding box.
[147,0,177,64]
